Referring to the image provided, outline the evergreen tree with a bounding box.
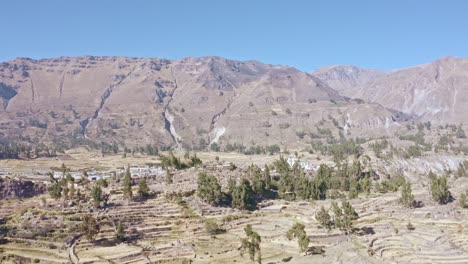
[341,199,358,233]
[348,177,358,199]
[240,224,262,264]
[252,168,266,195]
[400,181,414,208]
[359,177,371,195]
[227,178,237,196]
[431,175,451,204]
[116,222,125,241]
[286,223,310,253]
[80,215,100,242]
[47,172,62,199]
[231,178,256,210]
[331,201,342,228]
[91,184,102,208]
[123,165,133,200]
[331,199,358,233]
[138,177,150,198]
[197,172,223,205]
[315,206,332,230]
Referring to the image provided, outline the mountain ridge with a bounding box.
[1,55,456,150]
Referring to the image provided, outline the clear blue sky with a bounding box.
[2,0,468,71]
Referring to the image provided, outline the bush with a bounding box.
[204,218,224,235]
[460,190,468,208]
[400,181,414,208]
[430,175,451,204]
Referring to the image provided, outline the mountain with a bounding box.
[312,57,468,123]
[311,65,384,93]
[0,56,409,149]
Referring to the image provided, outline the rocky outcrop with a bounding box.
[0,178,46,199]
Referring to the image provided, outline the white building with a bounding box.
[287,157,318,171]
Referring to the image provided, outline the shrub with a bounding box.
[400,181,414,208]
[460,190,468,208]
[430,175,451,204]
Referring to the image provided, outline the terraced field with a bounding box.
[1,151,468,264]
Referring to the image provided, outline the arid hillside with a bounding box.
[312,56,468,123]
[0,56,408,149]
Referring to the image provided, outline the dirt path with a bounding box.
[68,235,81,264]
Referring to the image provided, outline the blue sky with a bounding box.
[2,0,468,71]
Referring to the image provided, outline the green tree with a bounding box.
[116,222,125,241]
[252,174,266,195]
[240,224,262,264]
[286,223,310,253]
[400,181,414,208]
[80,214,100,242]
[123,166,133,200]
[47,172,62,199]
[138,177,150,198]
[332,199,358,233]
[359,177,371,195]
[231,178,256,210]
[331,201,342,229]
[348,177,358,199]
[341,199,358,233]
[91,184,102,208]
[431,175,451,204]
[315,206,332,230]
[197,172,223,205]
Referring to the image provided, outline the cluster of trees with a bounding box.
[160,151,202,170]
[197,172,223,205]
[197,155,376,210]
[79,215,127,243]
[274,156,371,201]
[375,174,406,193]
[197,164,272,210]
[310,138,364,162]
[315,199,359,234]
[0,141,33,159]
[224,143,281,155]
